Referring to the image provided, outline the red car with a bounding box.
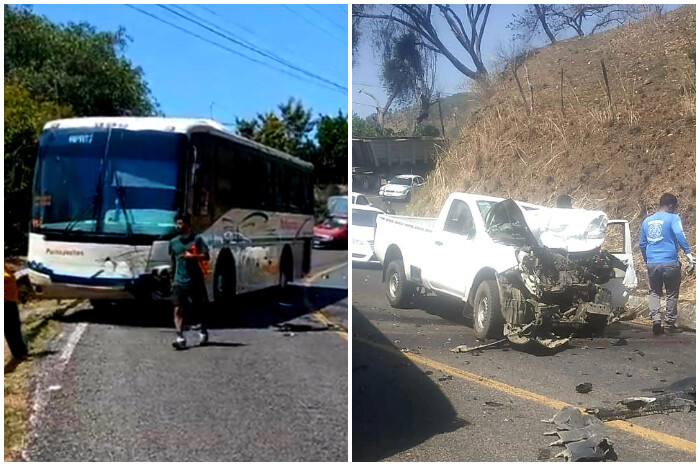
[313,216,348,249]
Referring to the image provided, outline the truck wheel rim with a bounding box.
[389,273,399,298]
[477,296,488,328]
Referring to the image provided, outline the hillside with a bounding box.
[411,6,696,299]
[382,92,475,140]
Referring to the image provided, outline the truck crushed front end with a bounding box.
[486,200,628,349]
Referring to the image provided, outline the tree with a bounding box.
[508,4,558,44]
[316,112,348,184]
[4,5,159,253]
[235,98,315,158]
[380,32,437,134]
[354,4,492,82]
[4,80,73,254]
[236,100,347,185]
[4,5,158,116]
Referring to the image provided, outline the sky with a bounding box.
[29,4,349,124]
[352,4,680,118]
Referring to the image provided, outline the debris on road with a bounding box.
[484,401,504,407]
[586,393,696,421]
[611,338,628,346]
[438,375,453,382]
[543,406,617,461]
[576,382,593,393]
[451,338,507,353]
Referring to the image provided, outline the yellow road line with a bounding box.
[356,337,696,455]
[313,311,348,342]
[304,262,348,283]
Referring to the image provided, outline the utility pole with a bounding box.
[436,92,446,139]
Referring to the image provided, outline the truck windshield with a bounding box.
[32,128,187,238]
[352,209,380,227]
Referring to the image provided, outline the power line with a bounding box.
[353,82,383,88]
[281,5,346,45]
[125,5,339,94]
[305,5,347,32]
[158,5,347,93]
[182,5,346,88]
[194,4,343,80]
[353,101,378,108]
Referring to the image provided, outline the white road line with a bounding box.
[22,322,88,461]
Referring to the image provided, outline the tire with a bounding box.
[473,279,504,340]
[213,259,236,311]
[385,260,413,308]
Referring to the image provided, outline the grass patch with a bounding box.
[4,299,80,461]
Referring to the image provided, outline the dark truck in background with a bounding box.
[351,137,444,192]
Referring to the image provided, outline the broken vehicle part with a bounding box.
[451,338,507,353]
[543,407,616,461]
[554,434,617,461]
[586,393,696,421]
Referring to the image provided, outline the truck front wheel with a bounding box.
[473,279,504,340]
[386,260,413,308]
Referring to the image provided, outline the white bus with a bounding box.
[27,117,314,307]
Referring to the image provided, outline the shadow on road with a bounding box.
[352,307,467,461]
[59,286,347,330]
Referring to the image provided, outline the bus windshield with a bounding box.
[32,128,187,238]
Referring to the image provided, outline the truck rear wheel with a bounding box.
[386,260,413,309]
[473,279,504,340]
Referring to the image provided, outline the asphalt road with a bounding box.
[352,265,696,462]
[26,250,348,462]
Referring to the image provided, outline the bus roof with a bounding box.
[41,117,314,171]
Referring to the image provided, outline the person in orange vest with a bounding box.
[4,263,28,359]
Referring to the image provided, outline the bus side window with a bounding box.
[214,138,236,218]
[189,133,215,228]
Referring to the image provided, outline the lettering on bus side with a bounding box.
[68,134,94,144]
[45,248,84,256]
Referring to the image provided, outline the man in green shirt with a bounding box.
[169,213,210,350]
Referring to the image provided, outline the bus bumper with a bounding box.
[28,269,137,300]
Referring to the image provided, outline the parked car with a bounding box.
[378,174,425,202]
[313,217,348,249]
[373,192,637,347]
[351,191,371,206]
[351,204,384,264]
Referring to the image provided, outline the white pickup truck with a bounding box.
[373,193,638,345]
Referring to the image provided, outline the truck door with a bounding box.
[602,220,638,308]
[428,199,477,297]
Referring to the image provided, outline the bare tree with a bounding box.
[358,87,397,133]
[549,5,647,38]
[508,4,558,45]
[353,4,492,81]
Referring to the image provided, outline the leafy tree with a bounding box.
[352,113,380,138]
[235,98,316,158]
[236,99,347,185]
[4,5,158,116]
[316,112,348,184]
[4,81,72,253]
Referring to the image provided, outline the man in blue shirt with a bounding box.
[169,213,210,349]
[639,193,695,334]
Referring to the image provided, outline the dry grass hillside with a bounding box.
[412,6,696,298]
